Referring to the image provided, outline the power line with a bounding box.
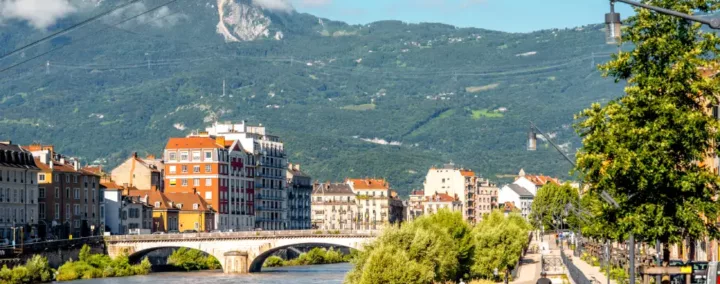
[0,0,141,61]
[0,0,181,74]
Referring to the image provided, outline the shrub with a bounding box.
[264,256,285,267]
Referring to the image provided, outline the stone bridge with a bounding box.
[105,230,378,273]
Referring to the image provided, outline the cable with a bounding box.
[0,0,180,74]
[0,0,141,61]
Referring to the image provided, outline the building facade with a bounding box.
[164,191,215,232]
[423,193,463,215]
[110,153,163,191]
[206,121,287,230]
[0,141,40,241]
[476,178,499,221]
[27,144,102,239]
[498,184,534,220]
[513,169,560,196]
[286,163,311,230]
[346,178,391,230]
[406,190,425,221]
[422,164,485,224]
[311,183,357,230]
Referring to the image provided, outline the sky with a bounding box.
[291,0,636,33]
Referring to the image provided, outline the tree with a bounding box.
[529,182,580,231]
[473,211,530,280]
[575,0,720,265]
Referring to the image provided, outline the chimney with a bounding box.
[287,163,293,170]
[133,152,138,159]
[73,159,80,171]
[59,157,65,165]
[0,141,11,145]
[39,151,49,165]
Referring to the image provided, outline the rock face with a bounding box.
[216,0,273,42]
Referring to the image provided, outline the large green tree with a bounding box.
[529,182,580,231]
[575,0,720,263]
[472,211,531,280]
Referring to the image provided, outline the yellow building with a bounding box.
[165,192,215,232]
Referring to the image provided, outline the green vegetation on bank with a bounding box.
[263,248,356,267]
[0,255,53,284]
[167,247,222,271]
[55,245,151,281]
[345,210,530,284]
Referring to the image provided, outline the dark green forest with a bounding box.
[0,0,626,195]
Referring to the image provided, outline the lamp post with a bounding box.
[605,0,720,44]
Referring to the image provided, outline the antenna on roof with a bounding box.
[223,79,226,97]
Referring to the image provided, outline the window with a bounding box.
[66,204,70,219]
[38,187,45,199]
[39,203,45,219]
[180,152,189,161]
[74,220,81,228]
[193,203,199,209]
[194,179,200,186]
[84,188,88,200]
[205,179,212,186]
[181,165,188,173]
[65,175,69,183]
[55,187,59,198]
[205,191,212,200]
[74,204,80,216]
[100,205,104,219]
[194,222,199,230]
[169,179,177,187]
[154,202,160,208]
[73,175,78,183]
[39,174,46,182]
[192,151,201,161]
[66,188,70,199]
[74,189,80,200]
[205,165,212,173]
[193,166,200,173]
[169,166,177,174]
[55,203,60,220]
[169,152,177,161]
[204,151,212,160]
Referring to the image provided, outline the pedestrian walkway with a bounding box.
[564,249,616,284]
[511,232,542,284]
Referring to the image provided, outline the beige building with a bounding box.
[422,163,483,223]
[476,178,499,221]
[311,183,357,230]
[346,178,391,230]
[407,190,425,221]
[0,141,40,241]
[110,153,163,191]
[423,193,463,215]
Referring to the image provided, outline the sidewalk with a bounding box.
[564,249,617,284]
[511,232,543,284]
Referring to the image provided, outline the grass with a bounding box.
[465,83,500,93]
[341,103,376,111]
[471,109,504,119]
[438,109,456,119]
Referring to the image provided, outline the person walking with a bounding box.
[537,271,552,284]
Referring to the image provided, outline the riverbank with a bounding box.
[263,248,355,268]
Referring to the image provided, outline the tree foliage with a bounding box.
[56,244,152,281]
[0,255,53,284]
[575,0,720,250]
[167,247,222,271]
[346,210,530,284]
[529,182,580,230]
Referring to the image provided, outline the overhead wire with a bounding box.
[0,0,181,74]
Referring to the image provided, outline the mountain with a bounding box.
[0,0,625,195]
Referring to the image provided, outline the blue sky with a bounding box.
[291,0,636,33]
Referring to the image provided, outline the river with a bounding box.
[59,263,352,284]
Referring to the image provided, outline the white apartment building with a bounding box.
[422,163,480,223]
[423,193,463,215]
[311,183,357,230]
[513,169,560,196]
[476,179,499,221]
[0,141,40,240]
[206,121,287,230]
[498,184,534,220]
[346,178,390,230]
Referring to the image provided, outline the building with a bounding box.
[406,190,425,221]
[164,191,216,232]
[498,184,534,220]
[110,153,164,191]
[512,169,560,196]
[286,163,311,230]
[389,191,406,224]
[27,144,102,239]
[346,178,391,230]
[0,141,40,241]
[422,163,484,223]
[206,121,287,230]
[116,186,179,234]
[311,182,357,230]
[119,194,153,235]
[476,178,499,221]
[423,193,463,215]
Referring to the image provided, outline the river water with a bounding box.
[60,263,352,284]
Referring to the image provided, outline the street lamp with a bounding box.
[605,0,720,44]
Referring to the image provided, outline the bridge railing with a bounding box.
[106,229,382,242]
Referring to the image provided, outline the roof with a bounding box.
[126,189,177,210]
[83,165,104,175]
[164,192,214,212]
[460,170,475,177]
[502,202,517,212]
[165,137,224,150]
[507,184,534,198]
[33,157,84,173]
[100,180,123,190]
[313,183,355,195]
[288,168,310,178]
[410,190,424,196]
[0,143,39,170]
[425,193,457,203]
[518,173,560,186]
[347,178,389,190]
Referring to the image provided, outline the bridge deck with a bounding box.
[105,230,380,243]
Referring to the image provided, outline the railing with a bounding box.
[105,229,381,242]
[562,249,592,284]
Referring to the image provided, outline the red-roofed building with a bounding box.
[407,190,425,221]
[513,169,560,196]
[422,163,498,224]
[26,144,102,239]
[346,178,391,230]
[423,193,462,215]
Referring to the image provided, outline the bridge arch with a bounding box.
[125,246,225,271]
[248,242,354,273]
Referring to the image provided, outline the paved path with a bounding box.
[512,232,543,284]
[564,249,617,284]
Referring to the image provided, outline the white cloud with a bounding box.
[300,0,331,7]
[0,0,77,29]
[109,3,186,28]
[252,0,294,13]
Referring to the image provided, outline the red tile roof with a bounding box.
[347,178,389,190]
[521,174,560,186]
[410,190,424,196]
[165,137,223,150]
[425,193,457,202]
[164,192,214,212]
[460,170,475,177]
[126,189,176,210]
